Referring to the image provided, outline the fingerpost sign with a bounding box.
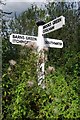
[43,16,65,35]
[10,16,65,88]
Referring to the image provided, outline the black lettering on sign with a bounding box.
[13,39,30,44]
[43,25,54,33]
[52,18,61,25]
[13,39,24,43]
[52,42,62,45]
[49,26,54,31]
[18,35,24,39]
[52,42,58,45]
[45,41,49,44]
[58,42,62,45]
[13,35,18,38]
[45,41,62,46]
[13,35,25,39]
[26,37,37,41]
[43,22,51,29]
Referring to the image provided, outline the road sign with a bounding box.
[44,38,63,48]
[10,16,65,87]
[10,33,37,45]
[43,16,65,35]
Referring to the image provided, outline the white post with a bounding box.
[37,25,45,86]
[37,25,44,52]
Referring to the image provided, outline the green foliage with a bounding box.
[2,2,80,120]
[2,66,80,119]
[2,49,37,119]
[40,73,80,119]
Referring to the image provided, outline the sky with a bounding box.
[2,0,79,17]
[5,0,79,2]
[2,1,46,16]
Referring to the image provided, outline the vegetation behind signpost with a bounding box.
[2,2,80,119]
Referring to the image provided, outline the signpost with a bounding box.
[44,38,63,48]
[10,16,65,88]
[43,16,65,35]
[10,33,37,45]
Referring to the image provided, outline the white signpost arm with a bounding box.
[43,16,65,35]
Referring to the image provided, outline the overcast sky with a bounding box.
[2,0,79,17]
[2,1,46,16]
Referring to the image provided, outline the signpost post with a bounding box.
[10,16,65,87]
[36,21,45,86]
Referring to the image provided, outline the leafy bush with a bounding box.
[3,62,80,119]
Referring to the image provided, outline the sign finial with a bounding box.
[36,20,45,26]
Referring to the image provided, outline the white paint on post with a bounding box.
[37,26,44,52]
[37,25,45,85]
